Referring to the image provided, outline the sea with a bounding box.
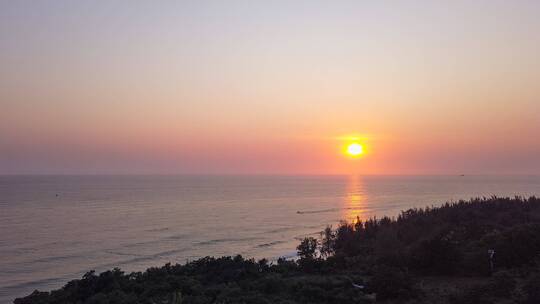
[1,175,539,303]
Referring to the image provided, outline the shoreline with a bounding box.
[13,196,540,304]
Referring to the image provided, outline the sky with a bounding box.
[1,0,539,175]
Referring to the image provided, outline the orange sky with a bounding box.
[1,1,539,174]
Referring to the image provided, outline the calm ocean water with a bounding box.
[1,175,539,302]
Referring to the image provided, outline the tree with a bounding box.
[297,237,318,259]
[320,226,335,258]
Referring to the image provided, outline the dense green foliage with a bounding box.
[15,196,540,303]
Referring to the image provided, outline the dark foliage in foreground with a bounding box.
[15,196,540,303]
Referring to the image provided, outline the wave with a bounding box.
[263,227,295,234]
[1,274,74,297]
[144,227,170,232]
[295,207,362,215]
[255,240,286,248]
[197,237,260,246]
[97,247,192,270]
[269,250,298,261]
[121,233,188,249]
[104,250,144,257]
[23,253,79,265]
[2,247,195,301]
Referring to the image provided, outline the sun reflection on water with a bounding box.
[343,175,366,222]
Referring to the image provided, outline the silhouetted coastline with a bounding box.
[15,196,540,303]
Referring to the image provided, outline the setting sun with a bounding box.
[347,143,364,156]
[3,2,540,302]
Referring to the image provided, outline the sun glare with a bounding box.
[346,143,363,156]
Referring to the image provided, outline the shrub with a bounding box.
[486,224,540,268]
[522,273,540,304]
[448,285,491,304]
[13,291,50,304]
[490,270,515,297]
[368,266,417,301]
[409,235,461,275]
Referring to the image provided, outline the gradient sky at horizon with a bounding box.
[1,1,539,174]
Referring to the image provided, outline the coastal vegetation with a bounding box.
[15,196,540,303]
